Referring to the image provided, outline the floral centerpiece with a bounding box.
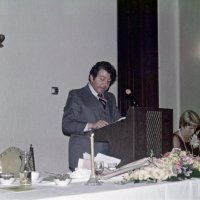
[121,148,200,184]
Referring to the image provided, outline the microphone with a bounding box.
[125,89,139,107]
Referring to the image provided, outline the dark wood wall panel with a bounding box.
[118,0,158,116]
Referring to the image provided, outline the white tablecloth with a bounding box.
[0,178,200,200]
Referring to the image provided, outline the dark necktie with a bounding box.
[98,93,107,109]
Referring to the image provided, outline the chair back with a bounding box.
[0,146,36,178]
[0,146,23,177]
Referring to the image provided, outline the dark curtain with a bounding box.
[117,0,158,116]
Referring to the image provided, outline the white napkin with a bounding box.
[77,158,90,169]
[95,153,121,168]
[70,168,91,179]
[80,152,121,168]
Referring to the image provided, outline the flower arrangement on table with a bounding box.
[121,148,200,184]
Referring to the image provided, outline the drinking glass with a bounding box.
[95,161,104,175]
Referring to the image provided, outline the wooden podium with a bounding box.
[93,107,173,166]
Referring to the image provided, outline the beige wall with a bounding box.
[158,0,200,130]
[0,0,117,174]
[158,0,180,130]
[179,0,200,114]
[1,0,200,174]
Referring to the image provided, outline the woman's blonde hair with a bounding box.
[179,110,200,128]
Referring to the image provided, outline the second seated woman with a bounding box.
[173,110,200,155]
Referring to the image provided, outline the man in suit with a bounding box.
[62,61,121,171]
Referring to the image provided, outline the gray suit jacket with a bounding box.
[62,85,121,170]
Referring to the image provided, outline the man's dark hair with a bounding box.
[89,61,117,86]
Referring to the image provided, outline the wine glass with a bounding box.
[95,161,104,176]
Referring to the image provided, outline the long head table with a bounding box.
[0,177,200,200]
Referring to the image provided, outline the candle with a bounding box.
[86,132,101,185]
[90,133,95,176]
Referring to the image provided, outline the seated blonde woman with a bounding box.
[173,110,200,155]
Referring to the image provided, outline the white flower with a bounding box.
[190,134,200,149]
[149,168,169,181]
[131,170,140,180]
[138,168,151,180]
